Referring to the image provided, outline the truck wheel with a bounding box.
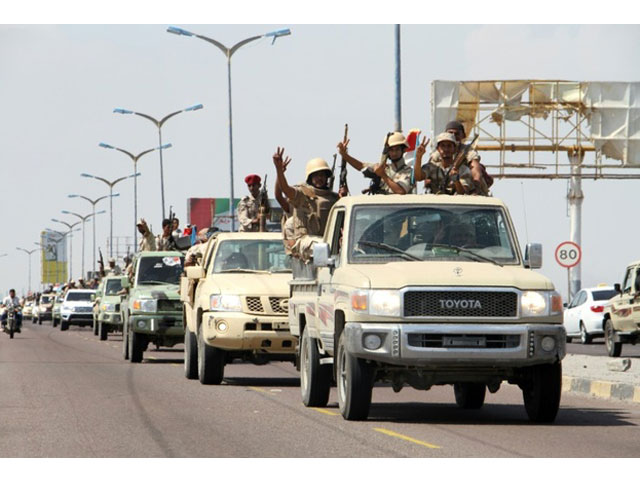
[197,323,224,385]
[38,316,42,325]
[579,322,592,345]
[184,325,198,380]
[128,331,144,363]
[336,331,374,421]
[122,326,129,360]
[60,320,69,331]
[99,322,108,341]
[454,383,486,409]
[300,326,331,407]
[52,318,58,328]
[604,319,622,357]
[93,319,99,336]
[522,362,562,423]
[9,326,14,339]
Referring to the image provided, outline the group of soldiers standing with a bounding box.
[236,121,493,262]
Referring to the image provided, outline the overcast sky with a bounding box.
[1,16,639,300]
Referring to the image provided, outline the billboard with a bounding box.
[41,230,68,284]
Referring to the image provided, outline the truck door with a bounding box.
[612,266,637,332]
[315,209,345,351]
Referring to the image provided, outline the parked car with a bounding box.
[563,286,618,344]
[60,289,97,331]
[35,293,56,324]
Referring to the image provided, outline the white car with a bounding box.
[60,289,97,331]
[563,286,618,344]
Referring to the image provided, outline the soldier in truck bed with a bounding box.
[237,174,262,232]
[273,147,347,262]
[414,132,473,195]
[337,131,413,194]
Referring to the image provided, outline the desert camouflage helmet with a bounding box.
[305,157,331,180]
[387,132,409,148]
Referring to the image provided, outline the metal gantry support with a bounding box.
[113,104,203,220]
[167,25,291,231]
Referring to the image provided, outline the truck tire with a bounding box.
[604,319,622,357]
[122,326,129,360]
[99,321,108,341]
[579,322,592,345]
[300,326,331,407]
[60,320,69,331]
[184,325,198,380]
[93,319,99,336]
[454,383,486,409]
[38,316,42,325]
[522,362,562,423]
[197,323,224,385]
[52,318,58,328]
[336,331,374,421]
[128,331,144,363]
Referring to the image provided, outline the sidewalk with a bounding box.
[562,353,640,404]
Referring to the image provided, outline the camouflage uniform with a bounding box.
[429,145,489,195]
[289,185,339,262]
[422,155,474,195]
[362,158,414,194]
[156,234,177,251]
[281,215,295,256]
[237,195,260,232]
[139,231,156,252]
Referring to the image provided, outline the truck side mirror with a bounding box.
[312,242,335,268]
[524,243,542,269]
[121,277,130,289]
[614,283,621,294]
[186,266,205,279]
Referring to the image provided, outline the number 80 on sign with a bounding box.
[555,241,581,268]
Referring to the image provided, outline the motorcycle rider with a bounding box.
[2,289,22,333]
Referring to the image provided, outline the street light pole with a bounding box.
[51,219,80,280]
[99,143,171,250]
[61,210,105,279]
[167,26,291,231]
[16,247,37,295]
[113,104,203,219]
[68,194,116,276]
[81,173,137,257]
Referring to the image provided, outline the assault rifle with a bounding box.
[98,247,105,278]
[339,124,348,191]
[443,134,480,193]
[362,132,392,195]
[258,173,270,232]
[328,154,337,191]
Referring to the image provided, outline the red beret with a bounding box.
[244,174,261,185]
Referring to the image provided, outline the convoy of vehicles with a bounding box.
[182,232,296,384]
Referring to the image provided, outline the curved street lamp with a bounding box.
[51,218,81,279]
[81,172,139,257]
[68,193,119,276]
[113,103,203,219]
[167,26,291,231]
[16,247,37,295]
[60,210,105,280]
[99,143,171,248]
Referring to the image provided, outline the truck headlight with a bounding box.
[369,290,401,317]
[132,299,157,313]
[521,291,562,317]
[210,295,242,312]
[102,303,117,312]
[61,306,74,313]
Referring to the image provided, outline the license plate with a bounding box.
[443,336,486,347]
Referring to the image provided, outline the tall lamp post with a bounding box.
[16,247,37,295]
[51,219,81,279]
[60,210,104,279]
[167,26,291,231]
[81,172,139,257]
[68,193,118,276]
[113,104,203,219]
[99,143,171,248]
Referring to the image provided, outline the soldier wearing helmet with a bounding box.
[273,147,347,262]
[337,131,413,194]
[414,132,473,195]
[237,174,262,232]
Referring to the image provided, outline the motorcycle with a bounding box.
[5,304,21,339]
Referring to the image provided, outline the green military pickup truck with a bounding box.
[93,275,127,341]
[121,251,185,362]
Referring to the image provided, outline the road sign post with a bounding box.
[555,241,582,303]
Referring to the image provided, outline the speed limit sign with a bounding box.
[555,241,581,268]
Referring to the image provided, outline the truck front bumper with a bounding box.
[130,314,183,337]
[202,312,297,352]
[344,322,566,367]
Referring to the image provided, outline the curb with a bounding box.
[563,375,640,404]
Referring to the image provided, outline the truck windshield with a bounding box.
[212,240,291,273]
[66,291,94,302]
[349,205,519,265]
[136,256,184,285]
[105,279,122,295]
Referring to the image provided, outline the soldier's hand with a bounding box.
[416,137,430,159]
[337,139,350,156]
[283,156,292,172]
[338,185,349,198]
[374,163,387,179]
[273,147,286,170]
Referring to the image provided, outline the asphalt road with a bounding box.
[1,323,640,458]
